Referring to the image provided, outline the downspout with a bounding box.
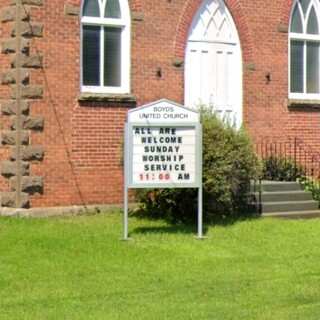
[15,0,22,208]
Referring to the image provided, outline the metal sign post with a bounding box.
[123,99,204,240]
[123,124,129,240]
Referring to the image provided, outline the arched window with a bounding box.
[289,0,320,98]
[81,0,130,93]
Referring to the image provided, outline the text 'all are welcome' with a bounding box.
[132,127,197,184]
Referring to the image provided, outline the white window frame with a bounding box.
[80,0,130,94]
[289,0,320,100]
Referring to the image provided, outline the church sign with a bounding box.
[123,99,203,239]
[126,100,201,188]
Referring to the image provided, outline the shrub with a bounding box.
[298,177,320,201]
[261,156,304,181]
[134,107,260,224]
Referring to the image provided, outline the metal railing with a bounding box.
[255,136,320,198]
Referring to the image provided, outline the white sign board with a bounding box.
[125,99,201,188]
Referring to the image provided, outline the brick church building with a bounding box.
[0,0,319,210]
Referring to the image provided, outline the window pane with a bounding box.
[83,0,100,17]
[290,40,304,93]
[307,6,319,34]
[104,27,122,87]
[307,42,319,93]
[300,0,311,17]
[291,4,303,33]
[83,26,100,86]
[104,0,121,18]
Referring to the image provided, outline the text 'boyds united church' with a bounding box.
[138,106,189,120]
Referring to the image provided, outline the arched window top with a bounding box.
[290,0,320,35]
[300,0,311,15]
[82,0,127,20]
[188,0,239,43]
[291,4,303,32]
[307,6,319,34]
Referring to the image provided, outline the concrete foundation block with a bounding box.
[1,160,30,177]
[10,175,43,194]
[1,6,31,23]
[1,191,29,208]
[64,4,79,16]
[11,145,44,161]
[11,84,43,99]
[11,53,43,69]
[1,38,29,54]
[11,0,44,5]
[11,21,44,38]
[11,115,44,131]
[1,69,30,85]
[1,130,29,145]
[1,100,30,115]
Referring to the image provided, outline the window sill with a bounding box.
[288,99,320,108]
[78,92,136,104]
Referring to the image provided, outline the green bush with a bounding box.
[261,156,304,181]
[134,107,260,224]
[298,177,320,201]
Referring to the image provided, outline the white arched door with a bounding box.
[185,0,242,128]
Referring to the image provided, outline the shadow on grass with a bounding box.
[130,212,260,237]
[131,224,209,236]
[208,212,261,227]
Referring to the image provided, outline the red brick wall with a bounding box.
[241,0,320,157]
[1,0,320,207]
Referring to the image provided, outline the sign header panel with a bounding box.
[128,99,199,124]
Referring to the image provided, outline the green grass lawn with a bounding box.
[1,213,320,319]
